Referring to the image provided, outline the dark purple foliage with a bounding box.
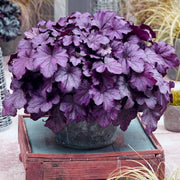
[132,24,156,42]
[2,10,179,135]
[0,0,21,41]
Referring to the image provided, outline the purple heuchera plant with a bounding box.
[2,10,179,134]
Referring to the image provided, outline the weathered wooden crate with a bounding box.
[18,114,165,180]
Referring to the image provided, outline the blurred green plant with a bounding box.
[169,89,180,106]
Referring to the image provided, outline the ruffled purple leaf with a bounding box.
[68,46,85,66]
[144,48,165,71]
[92,9,116,30]
[2,89,27,116]
[37,20,46,26]
[111,40,123,58]
[154,89,172,109]
[74,12,91,30]
[93,57,122,74]
[104,16,131,40]
[84,31,110,50]
[10,77,22,90]
[33,44,68,78]
[136,91,157,109]
[57,17,67,27]
[112,108,137,131]
[17,39,32,51]
[151,68,172,94]
[2,90,17,116]
[130,72,156,92]
[12,50,34,79]
[157,80,174,95]
[141,108,160,134]
[70,55,83,66]
[131,24,156,42]
[27,94,60,113]
[90,85,121,111]
[62,35,73,46]
[117,76,134,108]
[82,61,92,77]
[24,27,39,39]
[45,107,66,133]
[152,41,179,71]
[74,80,92,106]
[92,106,111,127]
[119,42,145,74]
[97,46,112,56]
[60,95,86,123]
[45,20,57,29]
[92,71,115,87]
[31,32,54,48]
[40,78,54,97]
[130,64,157,91]
[63,34,81,46]
[55,64,82,92]
[127,35,141,44]
[8,90,26,109]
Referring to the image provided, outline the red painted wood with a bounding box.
[26,162,44,180]
[18,115,165,180]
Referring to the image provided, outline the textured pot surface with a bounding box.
[55,120,118,149]
[167,39,180,81]
[164,105,180,132]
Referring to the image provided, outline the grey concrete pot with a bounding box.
[164,105,180,132]
[164,39,180,132]
[55,120,118,150]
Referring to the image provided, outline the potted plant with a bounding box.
[127,0,180,131]
[0,0,21,129]
[2,9,179,149]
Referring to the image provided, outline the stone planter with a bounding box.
[164,105,180,132]
[163,81,180,132]
[55,120,118,149]
[164,39,180,131]
[167,38,180,81]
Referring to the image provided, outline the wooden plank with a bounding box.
[26,162,44,180]
[18,115,32,169]
[18,115,32,153]
[25,148,163,161]
[137,113,164,151]
[43,158,164,180]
